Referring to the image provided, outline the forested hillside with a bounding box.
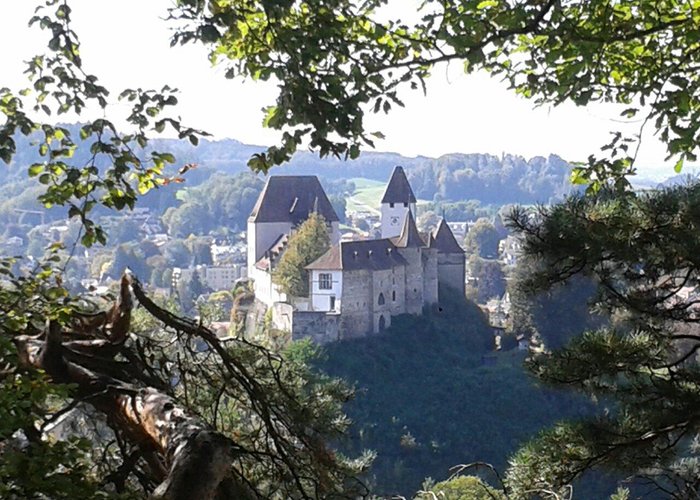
[316,294,617,498]
[2,123,577,210]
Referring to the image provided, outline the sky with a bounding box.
[0,0,688,180]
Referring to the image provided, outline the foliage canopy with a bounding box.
[171,0,700,189]
[506,185,700,497]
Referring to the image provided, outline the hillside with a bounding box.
[315,296,617,498]
[3,124,579,205]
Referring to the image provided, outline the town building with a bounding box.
[174,264,246,292]
[247,167,465,343]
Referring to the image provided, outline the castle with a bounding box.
[246,166,465,343]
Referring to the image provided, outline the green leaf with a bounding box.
[674,156,684,173]
[570,168,589,185]
[476,0,498,9]
[28,164,44,177]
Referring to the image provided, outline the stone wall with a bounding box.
[371,268,395,332]
[339,269,373,337]
[291,311,340,344]
[399,247,424,315]
[422,248,439,305]
[438,252,466,299]
[244,298,271,339]
[271,302,294,332]
[390,265,407,317]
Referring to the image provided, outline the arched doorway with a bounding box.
[378,315,386,331]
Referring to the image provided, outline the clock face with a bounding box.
[390,216,399,225]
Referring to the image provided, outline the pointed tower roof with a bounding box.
[431,219,465,254]
[392,211,424,248]
[381,166,417,204]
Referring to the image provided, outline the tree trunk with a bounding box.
[14,274,243,500]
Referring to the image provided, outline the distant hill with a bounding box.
[3,124,686,215]
[656,171,700,188]
[4,124,579,206]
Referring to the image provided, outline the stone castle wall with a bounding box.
[290,311,340,344]
[438,253,466,299]
[422,248,439,305]
[371,268,396,332]
[400,247,425,315]
[339,269,373,337]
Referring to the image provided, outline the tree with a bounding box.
[466,255,506,304]
[417,210,440,232]
[162,239,192,268]
[3,271,370,498]
[170,0,699,186]
[328,194,347,224]
[273,213,331,297]
[186,236,213,266]
[465,218,500,259]
[417,475,506,500]
[109,218,143,245]
[507,267,605,350]
[504,185,700,497]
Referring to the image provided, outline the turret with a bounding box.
[380,166,417,238]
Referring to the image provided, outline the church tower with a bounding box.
[380,166,417,238]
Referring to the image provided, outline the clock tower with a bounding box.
[380,166,417,239]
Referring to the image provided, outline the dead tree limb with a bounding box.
[13,274,250,500]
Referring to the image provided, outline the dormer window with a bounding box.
[390,203,395,208]
[403,202,408,207]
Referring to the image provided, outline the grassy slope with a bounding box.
[316,299,615,497]
[346,177,431,215]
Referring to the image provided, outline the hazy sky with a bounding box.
[0,0,686,180]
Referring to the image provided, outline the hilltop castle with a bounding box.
[246,167,465,343]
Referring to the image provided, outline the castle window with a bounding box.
[392,290,396,301]
[319,273,332,290]
[390,202,395,208]
[403,202,408,207]
[378,293,385,305]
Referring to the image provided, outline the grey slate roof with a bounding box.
[249,176,339,224]
[254,233,289,270]
[381,166,417,204]
[391,211,425,248]
[430,219,465,254]
[306,239,407,271]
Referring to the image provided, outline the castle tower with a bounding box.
[430,218,466,299]
[380,166,417,239]
[392,211,434,314]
